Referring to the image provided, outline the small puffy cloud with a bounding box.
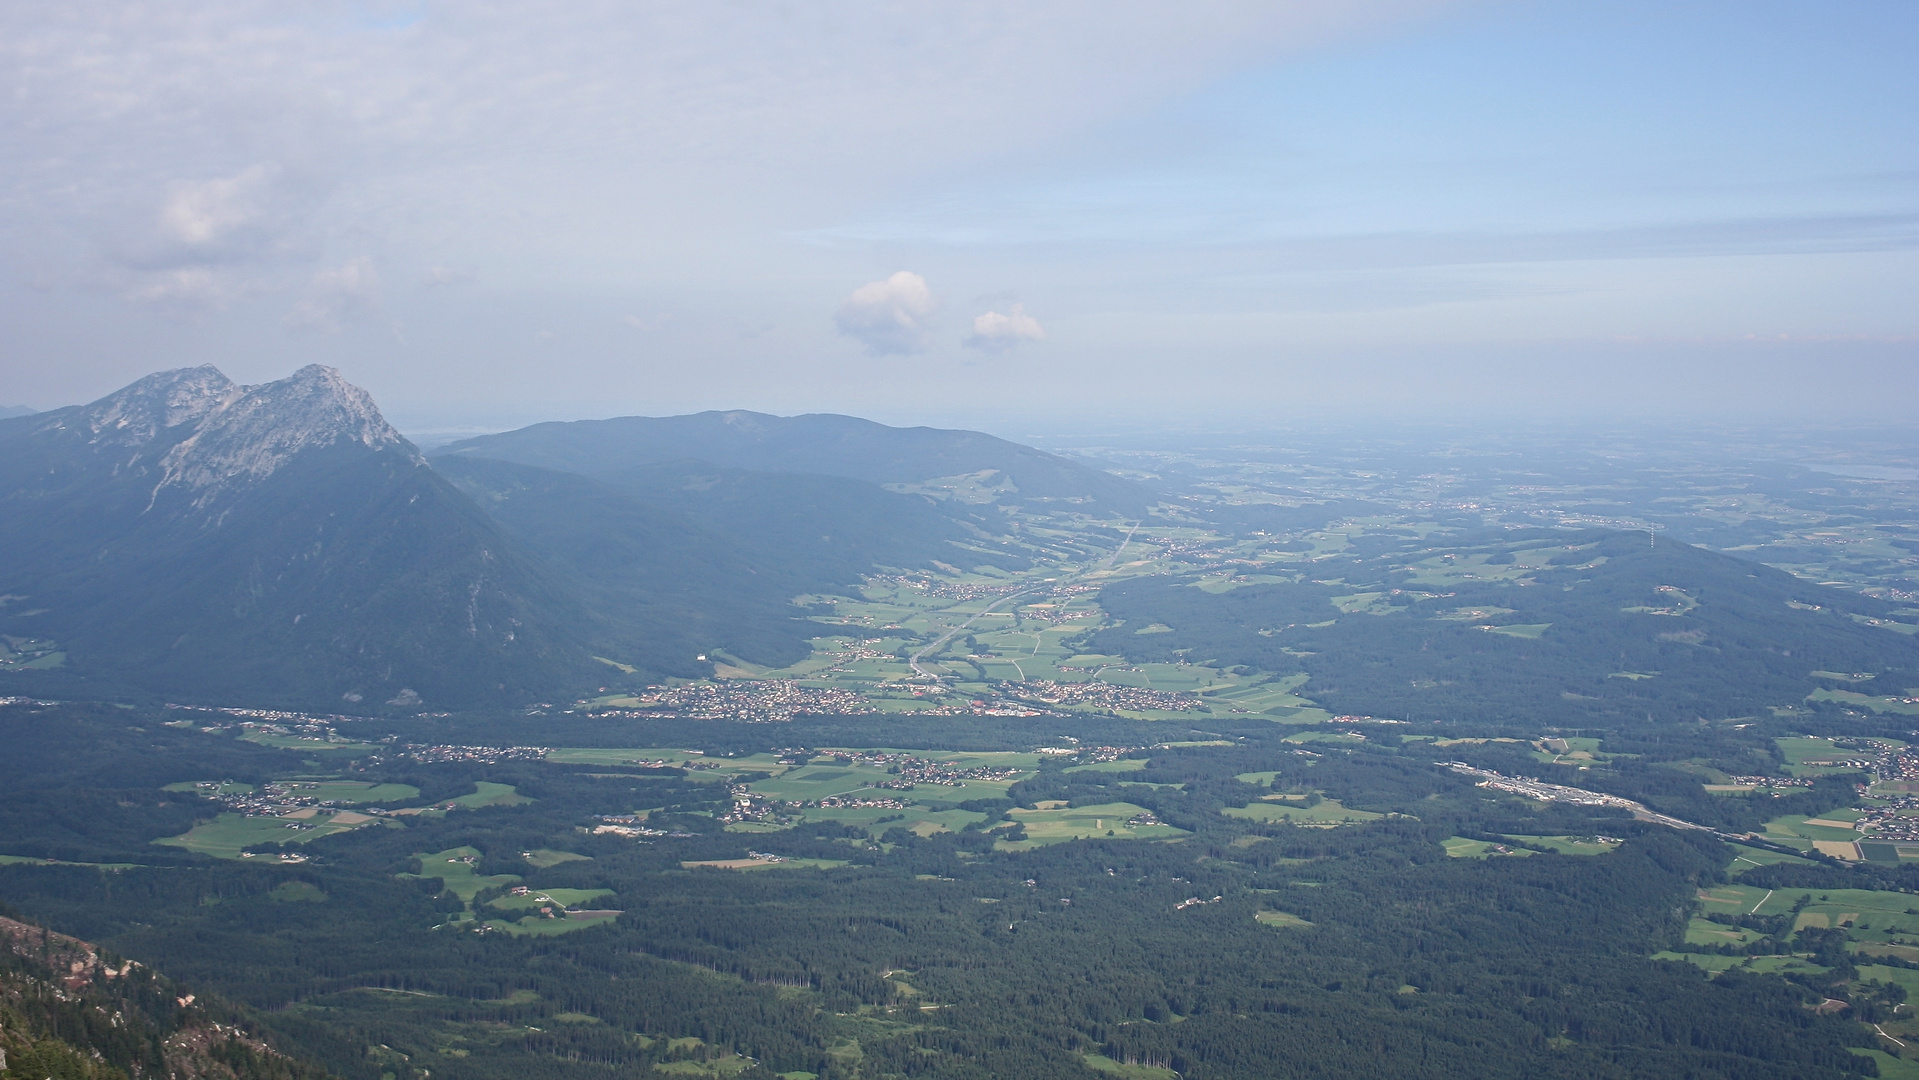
[964,302,1045,352]
[835,271,937,355]
[288,257,380,332]
[157,165,277,248]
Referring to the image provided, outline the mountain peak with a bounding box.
[66,364,418,504]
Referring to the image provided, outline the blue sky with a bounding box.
[0,1,1912,432]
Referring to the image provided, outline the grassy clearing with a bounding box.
[487,888,614,912]
[1443,837,1534,859]
[1225,798,1382,826]
[154,811,377,860]
[682,858,850,871]
[1505,835,1621,855]
[522,849,591,869]
[1254,910,1313,929]
[404,847,521,904]
[1775,736,1885,777]
[997,802,1188,849]
[1063,759,1147,774]
[1725,843,1816,874]
[238,731,380,754]
[1685,917,1765,947]
[450,782,532,808]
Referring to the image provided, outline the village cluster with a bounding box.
[1010,679,1201,713]
[596,680,876,722]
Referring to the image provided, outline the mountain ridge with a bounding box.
[435,408,1153,513]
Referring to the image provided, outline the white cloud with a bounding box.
[965,303,1045,352]
[288,257,380,332]
[835,271,937,355]
[158,165,274,246]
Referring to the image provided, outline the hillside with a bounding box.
[0,911,329,1080]
[1087,528,1919,729]
[434,409,1153,513]
[0,366,600,710]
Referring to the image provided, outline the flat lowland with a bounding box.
[1224,797,1382,826]
[997,802,1188,849]
[155,810,377,860]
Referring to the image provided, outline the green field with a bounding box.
[487,887,614,912]
[237,730,381,754]
[523,848,591,869]
[996,802,1188,849]
[155,811,380,860]
[447,782,533,808]
[484,911,624,937]
[405,846,521,905]
[1254,910,1313,929]
[1761,812,1863,845]
[1063,759,1147,775]
[1506,834,1621,855]
[1442,837,1535,859]
[1224,797,1383,826]
[1775,736,1888,777]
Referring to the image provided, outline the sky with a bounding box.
[0,1,1914,435]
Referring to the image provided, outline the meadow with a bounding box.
[996,801,1188,849]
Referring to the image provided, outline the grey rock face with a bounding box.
[49,363,418,510]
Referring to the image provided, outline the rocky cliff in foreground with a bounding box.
[0,912,331,1080]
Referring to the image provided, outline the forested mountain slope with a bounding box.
[0,366,598,710]
[434,409,1152,513]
